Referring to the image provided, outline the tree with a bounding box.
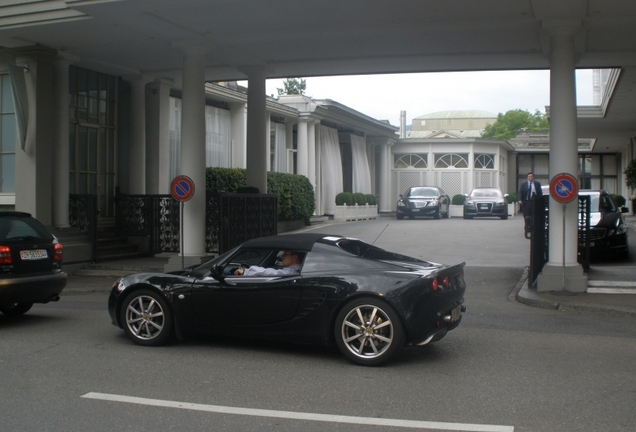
[481,109,549,140]
[277,78,306,96]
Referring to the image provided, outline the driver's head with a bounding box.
[281,251,300,266]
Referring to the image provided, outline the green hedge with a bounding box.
[205,168,315,223]
[335,192,355,206]
[335,192,377,205]
[506,192,518,204]
[452,194,467,205]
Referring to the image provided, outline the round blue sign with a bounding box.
[170,175,195,202]
[550,173,578,203]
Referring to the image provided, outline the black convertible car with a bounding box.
[108,233,466,366]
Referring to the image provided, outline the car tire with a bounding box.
[501,215,508,220]
[397,214,404,220]
[120,288,174,346]
[463,214,472,219]
[0,302,33,316]
[434,209,441,219]
[334,297,405,366]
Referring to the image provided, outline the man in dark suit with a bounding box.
[518,172,543,236]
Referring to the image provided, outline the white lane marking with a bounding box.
[587,288,636,294]
[588,281,636,288]
[82,392,514,432]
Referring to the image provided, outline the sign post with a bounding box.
[549,173,579,294]
[170,176,195,270]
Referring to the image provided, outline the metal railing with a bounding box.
[68,194,98,262]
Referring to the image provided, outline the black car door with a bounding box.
[190,275,303,327]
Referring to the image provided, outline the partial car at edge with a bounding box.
[108,233,466,366]
[0,212,67,316]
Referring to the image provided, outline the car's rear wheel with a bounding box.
[0,302,33,316]
[121,289,173,346]
[334,297,405,366]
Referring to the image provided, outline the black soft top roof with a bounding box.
[241,233,347,251]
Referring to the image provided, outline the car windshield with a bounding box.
[582,193,617,213]
[470,189,502,198]
[408,187,438,198]
[189,246,240,278]
[0,216,53,243]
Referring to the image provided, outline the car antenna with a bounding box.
[371,224,389,245]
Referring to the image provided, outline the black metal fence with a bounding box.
[114,193,277,256]
[529,195,590,286]
[69,194,98,262]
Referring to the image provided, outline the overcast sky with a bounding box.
[261,70,594,127]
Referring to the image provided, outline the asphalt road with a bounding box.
[1,215,635,432]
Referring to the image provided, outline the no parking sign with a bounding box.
[549,173,578,204]
[170,175,195,202]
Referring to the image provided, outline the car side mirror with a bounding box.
[621,206,629,213]
[503,194,509,199]
[209,264,225,281]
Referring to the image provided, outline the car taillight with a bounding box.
[443,276,450,289]
[432,277,439,291]
[0,245,11,265]
[54,243,63,261]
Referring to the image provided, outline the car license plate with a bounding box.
[479,204,487,209]
[20,249,48,260]
[451,305,462,322]
[412,209,420,212]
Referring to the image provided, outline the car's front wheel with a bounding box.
[334,297,405,366]
[0,302,33,316]
[121,289,174,346]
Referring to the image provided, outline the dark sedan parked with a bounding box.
[396,186,450,219]
[0,212,67,316]
[578,190,629,259]
[463,187,509,220]
[109,233,466,366]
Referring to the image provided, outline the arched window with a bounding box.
[394,154,428,169]
[434,153,469,168]
[475,154,495,169]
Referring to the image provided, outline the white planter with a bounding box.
[449,205,464,218]
[507,203,518,216]
[333,204,378,221]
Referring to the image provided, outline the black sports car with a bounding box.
[396,186,451,219]
[463,187,509,219]
[108,233,466,366]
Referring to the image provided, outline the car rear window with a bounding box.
[0,216,54,243]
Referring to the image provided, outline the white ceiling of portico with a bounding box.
[1,0,636,152]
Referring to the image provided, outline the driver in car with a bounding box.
[234,251,302,276]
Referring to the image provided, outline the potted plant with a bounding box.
[450,194,466,217]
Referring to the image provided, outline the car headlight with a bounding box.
[397,201,406,207]
[465,200,474,206]
[615,223,628,235]
[495,201,504,205]
[431,199,439,205]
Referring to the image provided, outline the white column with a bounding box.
[379,141,394,212]
[314,124,322,214]
[125,75,152,195]
[537,21,587,292]
[285,120,295,173]
[230,102,246,168]
[297,117,308,177]
[179,44,208,258]
[52,55,75,228]
[146,78,172,194]
[14,47,55,225]
[243,66,268,192]
[308,120,316,187]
